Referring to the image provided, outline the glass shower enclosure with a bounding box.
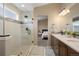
[0,3,33,56]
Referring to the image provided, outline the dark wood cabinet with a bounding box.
[59,41,67,56]
[51,35,79,56]
[67,47,79,56]
[51,35,59,56]
[53,37,59,56]
[51,35,54,49]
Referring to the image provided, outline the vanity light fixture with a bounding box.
[59,9,70,16]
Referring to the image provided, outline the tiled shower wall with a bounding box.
[21,22,33,47]
[0,18,22,55]
[5,19,22,55]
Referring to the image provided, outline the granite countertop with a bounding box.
[52,34,79,53]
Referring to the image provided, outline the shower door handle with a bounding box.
[0,34,10,37]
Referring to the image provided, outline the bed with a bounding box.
[41,29,48,40]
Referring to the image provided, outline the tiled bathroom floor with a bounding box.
[13,45,55,56]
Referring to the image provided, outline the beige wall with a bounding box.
[38,19,48,33]
[33,3,73,46]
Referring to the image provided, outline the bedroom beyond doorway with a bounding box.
[37,16,48,47]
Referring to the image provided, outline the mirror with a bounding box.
[73,16,79,32]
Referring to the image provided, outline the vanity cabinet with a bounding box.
[67,47,79,56]
[51,35,59,56]
[59,41,67,56]
[51,35,54,49]
[51,35,79,56]
[53,37,59,56]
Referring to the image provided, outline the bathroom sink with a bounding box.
[63,35,79,42]
[67,39,79,42]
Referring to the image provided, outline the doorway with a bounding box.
[37,16,48,47]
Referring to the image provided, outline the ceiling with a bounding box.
[13,3,48,12]
[13,3,75,12]
[13,3,75,19]
[61,3,75,9]
[13,3,48,18]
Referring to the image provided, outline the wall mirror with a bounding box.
[73,16,79,32]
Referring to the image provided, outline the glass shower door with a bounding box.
[0,3,33,56]
[4,3,22,55]
[4,3,33,56]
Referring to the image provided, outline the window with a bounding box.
[0,3,3,16]
[73,21,79,32]
[0,3,18,20]
[4,7,18,20]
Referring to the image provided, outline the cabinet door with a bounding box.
[59,41,67,56]
[53,37,59,56]
[51,36,54,49]
[68,47,79,56]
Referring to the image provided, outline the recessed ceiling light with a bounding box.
[21,4,24,7]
